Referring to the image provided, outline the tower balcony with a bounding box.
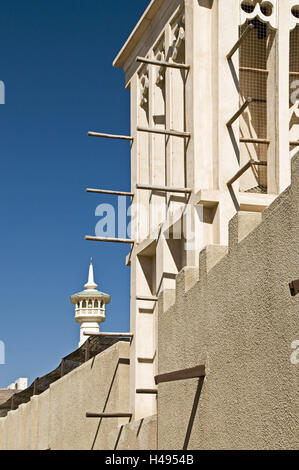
[75,306,106,323]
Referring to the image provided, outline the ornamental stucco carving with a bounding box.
[290,1,299,31]
[171,13,185,61]
[240,1,299,31]
[139,66,149,107]
[240,1,278,29]
[155,45,165,87]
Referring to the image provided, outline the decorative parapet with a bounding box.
[239,0,278,29]
[290,1,299,30]
[240,1,299,31]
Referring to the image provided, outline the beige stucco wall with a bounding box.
[0,342,157,450]
[157,153,299,450]
[117,415,158,450]
[1,150,299,448]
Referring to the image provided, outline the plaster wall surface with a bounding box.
[0,342,157,450]
[0,390,15,405]
[157,153,299,450]
[117,415,158,450]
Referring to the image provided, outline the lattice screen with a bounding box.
[290,18,299,153]
[239,3,275,192]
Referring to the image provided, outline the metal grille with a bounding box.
[239,6,274,192]
[239,1,275,192]
[290,23,299,152]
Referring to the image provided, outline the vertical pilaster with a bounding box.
[185,0,214,193]
[185,0,215,267]
[156,232,176,309]
[129,74,138,418]
[149,45,166,237]
[216,0,240,191]
[135,255,157,420]
[268,0,291,194]
[136,69,150,241]
[213,0,240,246]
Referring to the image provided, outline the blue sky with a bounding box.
[0,0,150,388]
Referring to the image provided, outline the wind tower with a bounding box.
[70,259,110,346]
[85,0,298,421]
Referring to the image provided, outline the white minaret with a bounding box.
[70,259,110,346]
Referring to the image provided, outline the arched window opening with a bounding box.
[239,17,276,193]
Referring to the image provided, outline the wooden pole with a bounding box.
[88,131,133,141]
[136,56,190,70]
[252,98,267,104]
[136,389,158,394]
[227,98,252,127]
[136,295,158,301]
[85,338,90,362]
[227,24,254,59]
[60,359,65,378]
[86,188,134,197]
[155,365,205,385]
[33,378,39,396]
[251,161,268,166]
[10,394,16,411]
[227,159,267,186]
[83,332,133,338]
[85,236,135,244]
[227,160,252,186]
[239,67,269,74]
[86,412,132,418]
[137,126,190,138]
[136,184,192,194]
[240,138,270,145]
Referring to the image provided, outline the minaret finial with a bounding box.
[84,258,98,290]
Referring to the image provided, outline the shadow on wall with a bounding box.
[183,377,204,450]
[90,357,130,450]
[198,0,214,8]
[113,418,146,450]
[114,424,124,450]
